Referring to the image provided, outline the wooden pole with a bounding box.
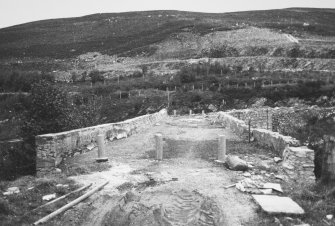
[33,181,109,225]
[266,109,269,130]
[32,184,92,212]
[166,87,170,109]
[248,120,251,143]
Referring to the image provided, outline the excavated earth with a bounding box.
[55,116,261,226]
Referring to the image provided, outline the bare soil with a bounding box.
[56,115,262,226]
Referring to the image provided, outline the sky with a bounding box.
[0,0,334,28]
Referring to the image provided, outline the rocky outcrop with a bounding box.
[36,109,168,176]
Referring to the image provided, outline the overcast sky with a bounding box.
[0,0,334,28]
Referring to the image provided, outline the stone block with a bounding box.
[226,155,248,171]
[253,195,305,215]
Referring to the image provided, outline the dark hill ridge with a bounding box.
[0,8,334,59]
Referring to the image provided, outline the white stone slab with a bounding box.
[252,195,305,215]
[263,183,283,193]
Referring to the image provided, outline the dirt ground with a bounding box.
[55,115,264,226]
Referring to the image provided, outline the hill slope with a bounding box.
[0,8,335,59]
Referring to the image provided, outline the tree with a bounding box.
[21,81,72,138]
[89,70,104,85]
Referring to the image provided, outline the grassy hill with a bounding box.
[0,8,335,59]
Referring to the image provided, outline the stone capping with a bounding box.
[36,109,168,175]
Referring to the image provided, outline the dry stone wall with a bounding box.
[36,109,168,175]
[272,107,335,135]
[228,108,273,130]
[229,106,335,136]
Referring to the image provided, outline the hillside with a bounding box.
[0,8,335,59]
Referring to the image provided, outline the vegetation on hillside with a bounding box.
[0,8,335,58]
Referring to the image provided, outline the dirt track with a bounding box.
[56,115,260,226]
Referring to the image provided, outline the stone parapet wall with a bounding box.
[36,109,168,175]
[215,112,300,155]
[215,112,249,137]
[214,110,315,179]
[252,128,300,156]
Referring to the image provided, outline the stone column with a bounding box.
[96,134,108,162]
[218,135,226,162]
[155,134,163,160]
